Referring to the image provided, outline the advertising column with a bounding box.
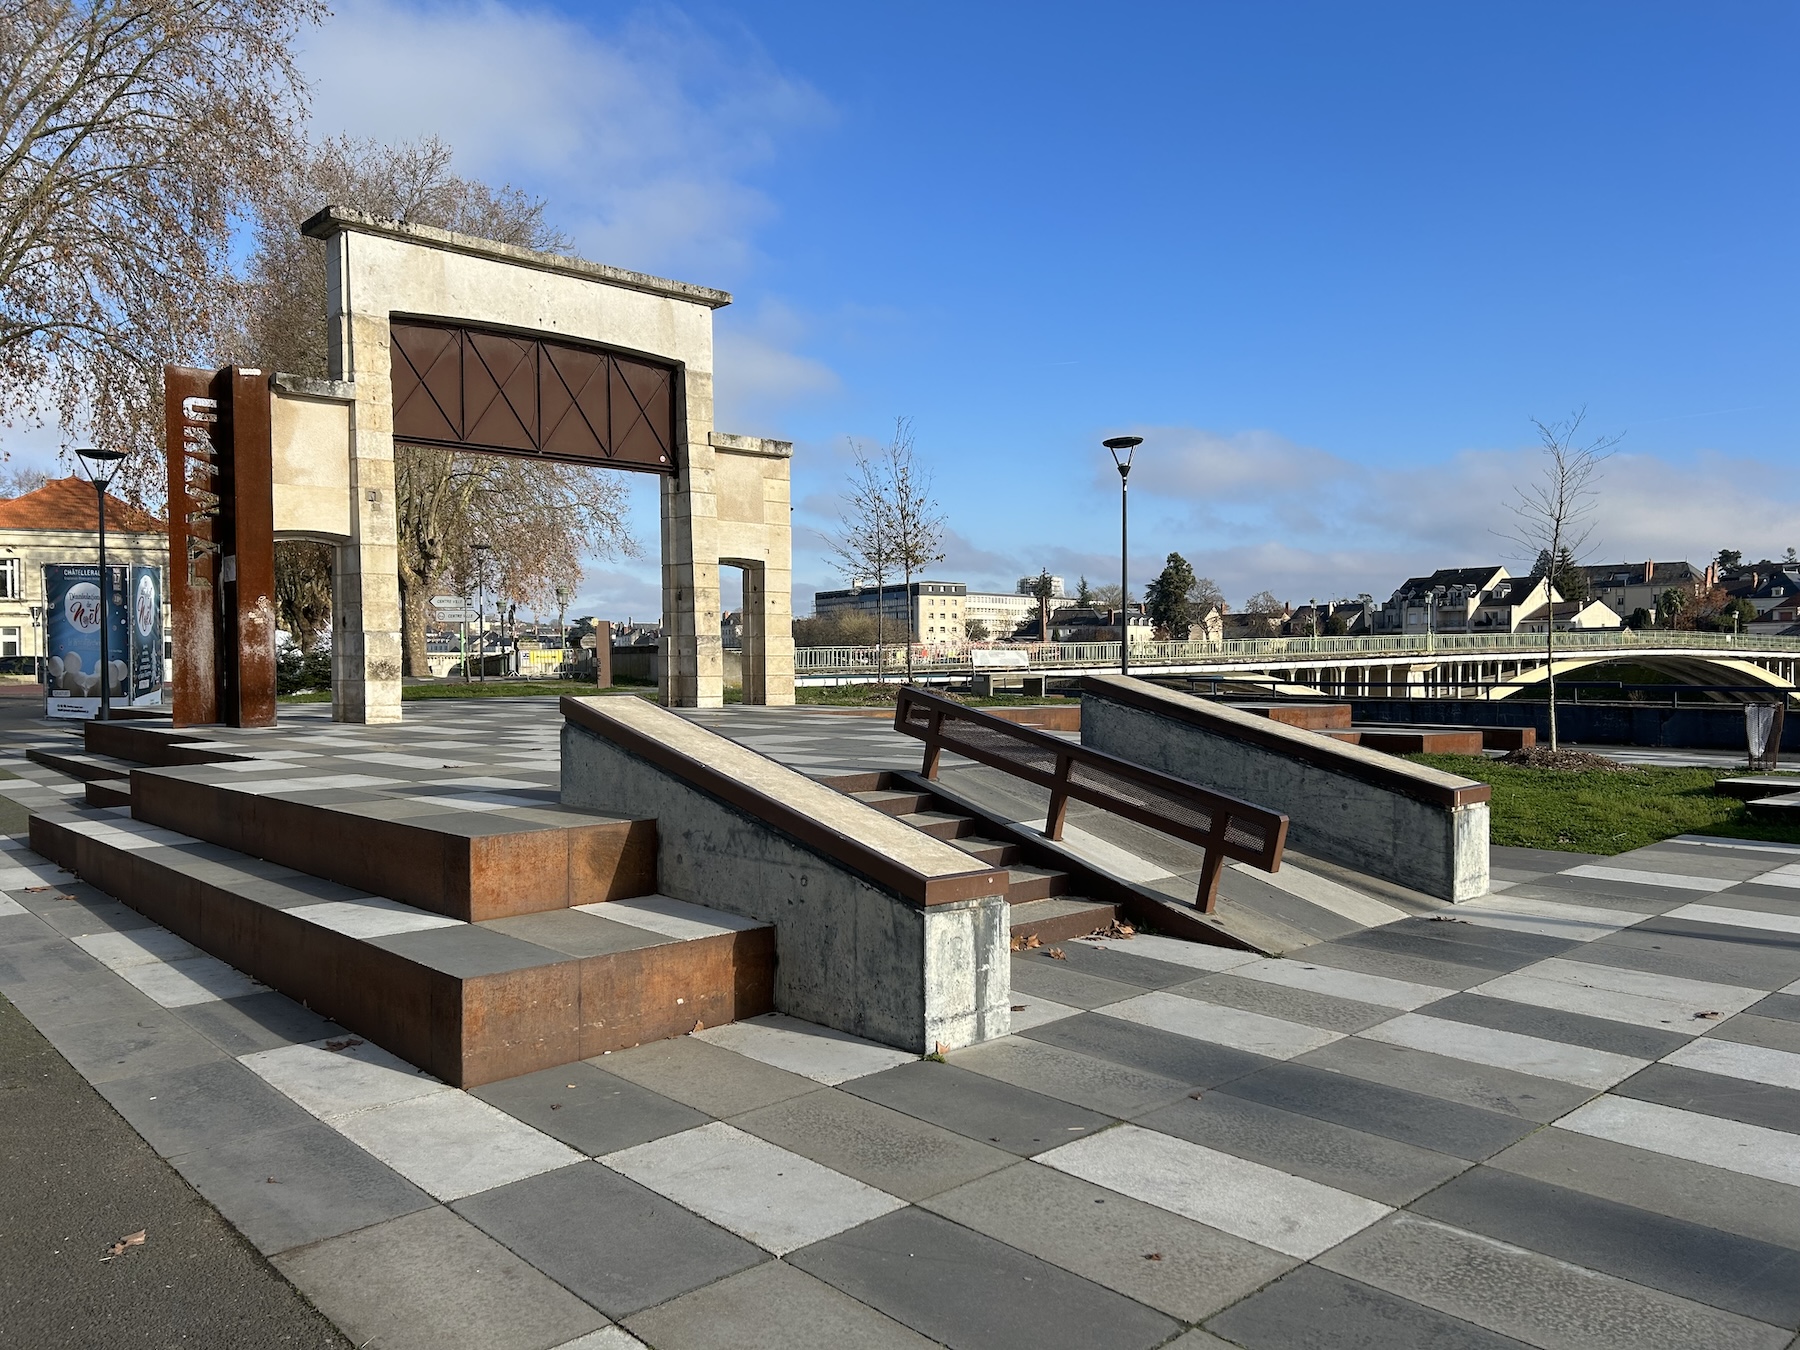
[130,566,165,707]
[44,564,130,720]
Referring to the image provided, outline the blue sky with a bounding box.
[14,2,1799,620]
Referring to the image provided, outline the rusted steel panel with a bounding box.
[225,369,276,728]
[165,366,224,727]
[389,319,676,472]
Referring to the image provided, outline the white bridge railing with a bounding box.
[794,629,1800,678]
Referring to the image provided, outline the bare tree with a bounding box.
[1187,575,1225,613]
[232,136,635,676]
[827,441,894,681]
[0,464,49,497]
[882,417,945,682]
[274,540,331,654]
[1244,590,1286,638]
[1505,409,1619,751]
[0,0,321,496]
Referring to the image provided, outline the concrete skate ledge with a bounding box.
[1081,676,1490,902]
[560,696,1012,1050]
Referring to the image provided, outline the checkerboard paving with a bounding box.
[6,708,1800,1348]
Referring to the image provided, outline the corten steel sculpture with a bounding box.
[164,209,796,726]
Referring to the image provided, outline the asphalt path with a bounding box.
[0,989,350,1349]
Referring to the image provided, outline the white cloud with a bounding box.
[714,304,840,434]
[297,1,829,278]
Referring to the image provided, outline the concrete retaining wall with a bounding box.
[1347,697,1800,752]
[1082,676,1490,902]
[560,696,1012,1051]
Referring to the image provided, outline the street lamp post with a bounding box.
[28,604,42,685]
[471,543,491,683]
[74,448,126,720]
[1104,437,1143,676]
[555,585,570,679]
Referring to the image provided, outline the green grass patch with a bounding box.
[795,683,1073,709]
[279,680,659,704]
[1408,753,1800,854]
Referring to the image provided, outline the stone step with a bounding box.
[1005,864,1073,903]
[125,762,658,923]
[84,778,131,808]
[1007,897,1123,946]
[948,835,1020,866]
[1746,791,1800,822]
[26,746,143,783]
[850,789,937,817]
[898,810,979,841]
[27,805,774,1088]
[85,719,245,767]
[1716,774,1800,801]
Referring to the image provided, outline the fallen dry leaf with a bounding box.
[934,1041,950,1055]
[322,1037,364,1053]
[1143,1252,1163,1262]
[1693,1010,1722,1019]
[23,885,52,893]
[1010,1005,1027,1012]
[1026,934,1042,949]
[1047,948,1067,961]
[1426,915,1469,924]
[690,1020,705,1034]
[102,1230,146,1260]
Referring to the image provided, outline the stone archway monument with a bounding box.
[165,208,795,726]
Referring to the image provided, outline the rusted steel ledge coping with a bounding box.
[1081,676,1491,810]
[561,697,1007,907]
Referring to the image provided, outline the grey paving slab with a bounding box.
[171,1118,436,1255]
[1294,1035,1596,1122]
[37,1003,227,1084]
[1020,1009,1274,1087]
[1317,1212,1792,1350]
[1291,940,1497,991]
[173,990,347,1057]
[789,1206,1180,1350]
[1584,924,1800,990]
[33,894,156,938]
[1331,924,1574,974]
[728,1083,1014,1201]
[1708,1012,1800,1055]
[1493,845,1603,877]
[98,1057,318,1159]
[452,1161,765,1317]
[1141,1090,1469,1205]
[1017,939,1206,990]
[592,1034,818,1118]
[842,1060,1112,1155]
[946,1036,1193,1117]
[1613,1062,1800,1133]
[1206,1264,1534,1350]
[624,1259,936,1350]
[1417,990,1695,1059]
[920,1160,1296,1322]
[471,1061,709,1156]
[0,928,102,986]
[1214,1060,1536,1160]
[1008,955,1148,1010]
[1411,1166,1800,1329]
[1169,971,1398,1033]
[1523,872,1704,908]
[1486,1126,1800,1253]
[274,1204,608,1350]
[1633,913,1800,956]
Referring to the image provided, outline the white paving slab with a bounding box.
[242,1038,450,1118]
[1475,958,1763,1027]
[1235,861,1408,928]
[73,926,203,970]
[1664,902,1800,934]
[1007,995,1082,1032]
[1101,991,1342,1059]
[549,1329,648,1350]
[1557,1096,1800,1188]
[1561,864,1733,894]
[579,894,765,940]
[1076,933,1260,972]
[1358,1013,1644,1089]
[602,1122,904,1255]
[1229,957,1451,1010]
[289,897,463,939]
[1666,1038,1800,1090]
[1452,894,1645,942]
[335,1090,581,1201]
[1670,835,1800,857]
[1039,1124,1390,1259]
[694,1013,915,1085]
[117,955,267,1007]
[0,895,25,918]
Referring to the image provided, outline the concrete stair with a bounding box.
[851,786,1122,943]
[26,745,143,782]
[84,778,131,808]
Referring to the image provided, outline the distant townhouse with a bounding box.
[1577,560,1719,619]
[1376,565,1620,635]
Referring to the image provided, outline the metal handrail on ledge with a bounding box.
[892,686,1289,913]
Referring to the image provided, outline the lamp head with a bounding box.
[74,447,126,490]
[1103,435,1143,480]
